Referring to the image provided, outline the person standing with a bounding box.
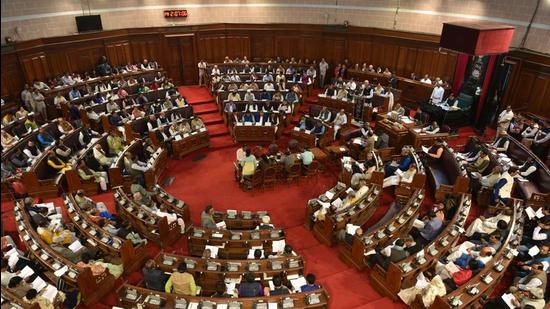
[319,58,328,88]
[197,60,207,86]
[496,105,514,136]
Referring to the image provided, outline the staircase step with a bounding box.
[209,135,236,150]
[194,104,219,115]
[201,113,224,125]
[207,123,230,137]
[189,98,216,105]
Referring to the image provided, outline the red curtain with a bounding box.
[475,55,497,121]
[452,54,469,95]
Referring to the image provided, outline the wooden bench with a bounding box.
[155,252,304,294]
[14,200,116,306]
[117,283,329,308]
[370,193,472,300]
[312,184,382,246]
[338,189,425,270]
[64,193,148,275]
[188,227,286,259]
[114,187,182,248]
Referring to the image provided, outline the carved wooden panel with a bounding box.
[19,53,50,83]
[105,41,132,67]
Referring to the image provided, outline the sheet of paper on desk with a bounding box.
[216,304,228,309]
[254,122,262,126]
[415,272,429,289]
[174,135,182,141]
[501,293,518,308]
[272,240,286,253]
[422,146,430,153]
[528,245,540,257]
[31,276,47,292]
[68,240,84,252]
[216,221,227,229]
[187,303,199,309]
[331,198,343,208]
[19,266,34,278]
[535,207,544,218]
[325,191,335,199]
[268,302,278,309]
[290,276,307,291]
[54,265,68,277]
[205,245,219,258]
[293,127,300,131]
[525,207,536,220]
[346,224,360,235]
[365,249,376,256]
[42,285,58,303]
[444,262,460,275]
[319,201,331,209]
[244,122,253,126]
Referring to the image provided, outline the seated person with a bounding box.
[383,163,417,188]
[154,205,186,234]
[384,147,412,176]
[466,151,490,174]
[490,132,510,153]
[368,239,409,270]
[465,211,511,238]
[46,150,71,173]
[421,121,440,134]
[201,205,216,229]
[106,131,124,156]
[241,112,254,124]
[256,215,274,230]
[165,263,197,295]
[268,275,290,296]
[77,252,123,278]
[37,128,55,147]
[412,209,444,245]
[1,130,18,148]
[490,166,517,206]
[301,147,315,167]
[211,281,232,298]
[425,138,445,159]
[238,272,264,297]
[300,273,321,292]
[142,259,168,292]
[93,144,115,168]
[332,109,348,139]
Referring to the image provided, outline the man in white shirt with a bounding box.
[496,105,514,136]
[420,74,432,84]
[333,109,348,139]
[430,84,444,105]
[197,60,207,86]
[319,59,329,88]
[21,84,33,111]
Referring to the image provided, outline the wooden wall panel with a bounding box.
[105,41,132,67]
[65,45,104,75]
[46,51,71,77]
[197,35,226,63]
[1,52,25,99]
[19,53,49,83]
[180,36,197,85]
[225,36,250,59]
[275,36,301,59]
[250,35,274,61]
[302,37,323,62]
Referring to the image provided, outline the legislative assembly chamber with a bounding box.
[0,1,549,308]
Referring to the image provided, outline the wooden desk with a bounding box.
[14,200,116,305]
[188,227,285,259]
[114,187,183,248]
[312,184,381,246]
[317,95,374,122]
[347,69,451,106]
[117,283,329,308]
[407,128,449,150]
[153,184,191,223]
[376,119,409,150]
[64,193,148,275]
[233,124,276,142]
[339,189,424,270]
[155,253,304,294]
[305,182,347,230]
[370,193,472,300]
[430,200,523,309]
[212,210,270,230]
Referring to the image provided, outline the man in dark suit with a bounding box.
[404,235,422,255]
[369,239,409,270]
[142,259,168,291]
